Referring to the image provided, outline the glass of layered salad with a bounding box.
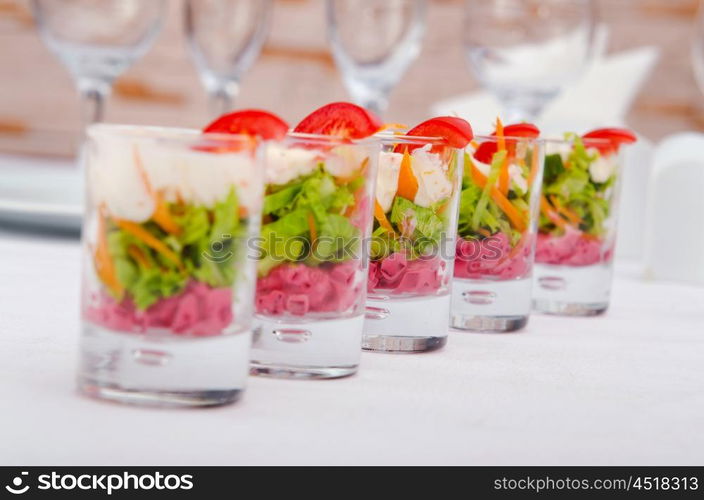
[364,117,474,352]
[79,124,264,407]
[533,127,636,315]
[249,103,381,378]
[451,122,544,332]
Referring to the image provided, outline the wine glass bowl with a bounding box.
[326,0,426,116]
[184,0,272,116]
[463,0,596,122]
[31,0,166,125]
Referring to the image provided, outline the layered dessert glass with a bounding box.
[533,130,634,315]
[451,133,544,332]
[250,133,379,378]
[79,124,263,407]
[363,134,463,351]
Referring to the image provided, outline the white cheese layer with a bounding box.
[89,133,261,222]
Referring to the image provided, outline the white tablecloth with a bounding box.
[1,230,703,466]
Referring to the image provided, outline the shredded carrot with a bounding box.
[549,195,582,226]
[528,145,540,187]
[478,227,492,238]
[94,208,123,297]
[540,195,566,228]
[133,146,182,235]
[307,212,318,243]
[127,244,151,269]
[152,193,182,235]
[470,163,527,232]
[495,118,510,196]
[374,200,395,234]
[113,219,184,270]
[396,150,418,201]
[378,123,408,132]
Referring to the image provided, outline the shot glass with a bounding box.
[363,135,463,352]
[533,134,629,315]
[250,133,379,378]
[79,124,264,407]
[451,135,544,332]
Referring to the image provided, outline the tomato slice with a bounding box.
[582,127,637,155]
[473,122,539,164]
[203,109,289,140]
[394,116,474,153]
[497,123,540,139]
[473,142,498,164]
[293,102,382,140]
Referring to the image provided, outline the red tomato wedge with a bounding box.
[394,116,474,153]
[496,123,540,139]
[473,122,539,164]
[293,102,382,140]
[582,127,637,155]
[203,109,289,140]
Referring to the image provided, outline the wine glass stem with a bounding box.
[79,86,108,128]
[497,91,553,123]
[208,81,240,117]
[347,82,389,117]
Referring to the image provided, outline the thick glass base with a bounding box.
[363,294,449,353]
[250,314,363,379]
[78,323,251,407]
[450,314,528,332]
[249,362,357,379]
[450,277,532,332]
[362,334,447,353]
[532,263,613,316]
[532,299,608,316]
[78,380,242,408]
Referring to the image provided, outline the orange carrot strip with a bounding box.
[307,212,318,242]
[470,163,527,232]
[133,146,182,235]
[127,244,151,269]
[152,194,182,235]
[396,150,418,201]
[114,219,183,270]
[528,145,540,187]
[496,118,510,195]
[550,195,582,225]
[374,200,395,234]
[540,195,566,228]
[94,208,123,297]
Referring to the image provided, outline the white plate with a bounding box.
[0,155,82,232]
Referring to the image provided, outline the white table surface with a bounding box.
[1,229,703,466]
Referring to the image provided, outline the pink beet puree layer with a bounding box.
[368,252,447,295]
[535,227,611,266]
[454,231,532,280]
[85,281,234,336]
[256,260,362,316]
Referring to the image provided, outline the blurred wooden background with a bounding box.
[0,0,702,157]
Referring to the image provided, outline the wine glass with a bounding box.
[691,0,704,97]
[326,0,426,117]
[31,0,166,128]
[463,0,596,123]
[185,0,273,117]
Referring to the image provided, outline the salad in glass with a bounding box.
[533,127,637,315]
[79,123,265,407]
[451,121,544,332]
[364,116,474,352]
[241,102,381,378]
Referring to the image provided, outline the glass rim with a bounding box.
[375,131,451,146]
[86,123,256,145]
[284,131,379,145]
[541,136,612,146]
[472,134,544,144]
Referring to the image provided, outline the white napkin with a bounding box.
[644,133,704,285]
